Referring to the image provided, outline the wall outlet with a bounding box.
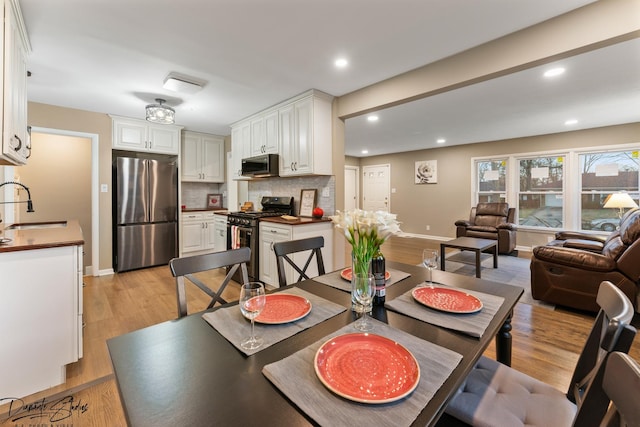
[425,225,430,231]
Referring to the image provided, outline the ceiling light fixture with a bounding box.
[437,138,446,144]
[146,98,175,124]
[565,119,578,125]
[367,115,379,122]
[361,149,369,154]
[544,67,565,78]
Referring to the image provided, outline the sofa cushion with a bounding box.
[532,246,616,272]
[476,202,509,217]
[561,239,605,252]
[468,225,499,233]
[603,235,626,260]
[620,209,640,244]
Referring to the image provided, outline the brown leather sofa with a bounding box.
[530,208,640,312]
[455,202,517,254]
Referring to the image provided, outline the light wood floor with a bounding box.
[2,236,638,426]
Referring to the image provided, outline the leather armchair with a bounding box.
[455,202,517,254]
[530,208,640,312]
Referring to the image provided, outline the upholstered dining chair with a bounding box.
[444,280,636,427]
[572,351,640,426]
[273,236,325,287]
[169,247,250,318]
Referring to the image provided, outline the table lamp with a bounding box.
[603,192,638,220]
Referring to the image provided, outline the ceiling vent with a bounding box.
[163,73,206,94]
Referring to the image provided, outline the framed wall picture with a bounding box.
[415,160,438,184]
[207,194,223,209]
[299,189,317,217]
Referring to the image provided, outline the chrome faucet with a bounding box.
[0,181,35,212]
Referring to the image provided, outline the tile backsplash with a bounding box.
[181,181,226,209]
[248,175,335,215]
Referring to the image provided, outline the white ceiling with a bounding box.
[21,0,638,157]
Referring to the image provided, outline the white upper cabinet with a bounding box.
[231,121,251,180]
[279,91,332,176]
[230,89,333,179]
[250,109,279,156]
[0,0,30,166]
[181,131,224,183]
[112,116,181,155]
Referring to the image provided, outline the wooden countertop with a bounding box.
[181,208,228,214]
[259,216,332,225]
[0,220,84,253]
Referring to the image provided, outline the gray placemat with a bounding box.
[385,283,505,338]
[262,319,462,427]
[314,267,411,292]
[202,287,346,356]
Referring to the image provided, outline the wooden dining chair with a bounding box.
[444,280,636,427]
[169,247,251,318]
[273,236,325,287]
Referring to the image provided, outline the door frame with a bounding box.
[31,126,99,276]
[344,165,359,210]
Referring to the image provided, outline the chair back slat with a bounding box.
[567,281,636,405]
[169,247,251,318]
[273,236,325,287]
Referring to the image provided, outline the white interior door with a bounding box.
[344,165,359,211]
[363,164,390,212]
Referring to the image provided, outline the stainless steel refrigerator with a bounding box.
[113,156,178,272]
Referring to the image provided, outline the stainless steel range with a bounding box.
[227,196,294,282]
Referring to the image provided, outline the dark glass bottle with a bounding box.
[372,248,386,305]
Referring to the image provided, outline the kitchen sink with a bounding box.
[5,221,68,230]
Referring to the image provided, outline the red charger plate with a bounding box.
[340,267,390,282]
[412,286,483,314]
[255,294,312,324]
[314,333,420,404]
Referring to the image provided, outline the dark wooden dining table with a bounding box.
[107,261,522,427]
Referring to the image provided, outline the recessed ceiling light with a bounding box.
[437,138,446,144]
[565,119,578,125]
[361,149,369,154]
[367,115,379,122]
[544,67,565,78]
[334,58,348,68]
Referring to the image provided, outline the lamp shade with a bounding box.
[145,98,175,124]
[603,192,638,209]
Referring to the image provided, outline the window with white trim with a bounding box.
[580,149,639,231]
[517,155,565,228]
[476,158,507,203]
[472,143,640,231]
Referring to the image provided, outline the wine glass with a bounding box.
[352,273,375,331]
[239,282,266,351]
[422,249,439,285]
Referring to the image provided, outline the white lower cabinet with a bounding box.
[213,214,227,253]
[0,244,83,398]
[259,221,333,287]
[259,223,291,287]
[181,212,217,255]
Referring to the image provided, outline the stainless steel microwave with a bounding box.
[241,154,279,178]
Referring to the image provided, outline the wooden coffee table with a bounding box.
[440,237,498,278]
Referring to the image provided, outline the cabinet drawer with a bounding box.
[182,213,204,222]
